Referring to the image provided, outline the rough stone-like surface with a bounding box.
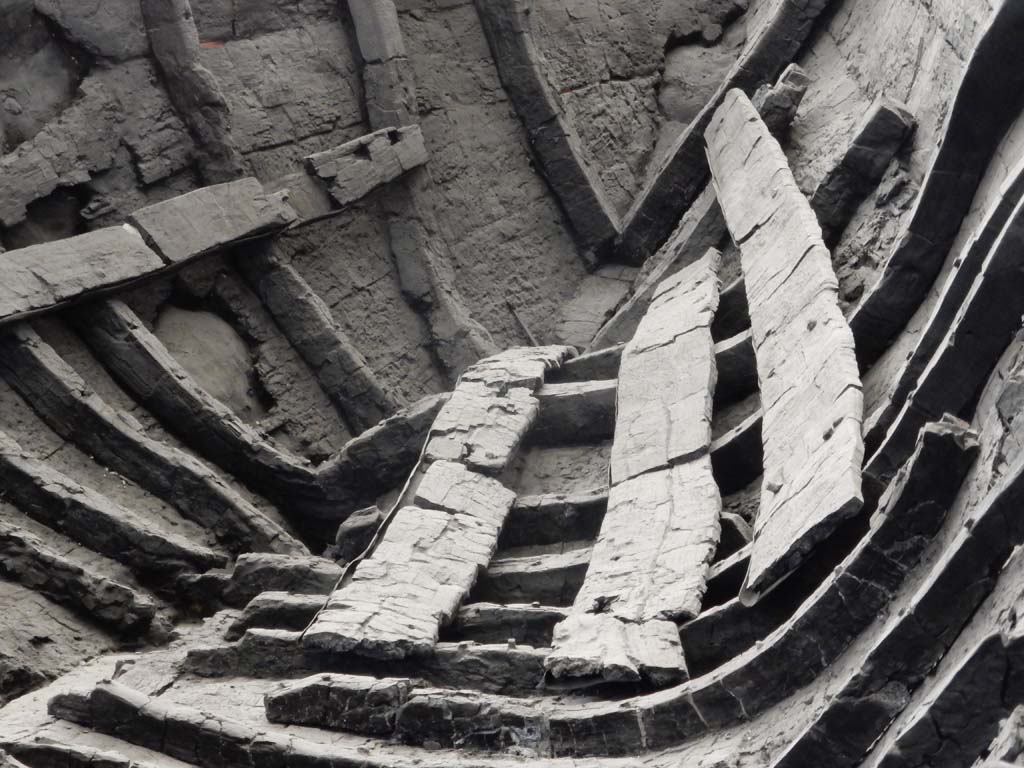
[453,603,567,648]
[611,250,720,483]
[501,488,608,548]
[238,248,400,432]
[34,0,148,62]
[475,541,593,607]
[707,90,864,599]
[0,522,155,634]
[394,688,544,750]
[0,430,224,577]
[304,461,516,659]
[3,1,1024,765]
[617,0,835,263]
[140,0,244,183]
[554,266,637,349]
[546,614,687,686]
[348,0,416,129]
[849,0,1024,362]
[128,178,296,264]
[474,0,621,257]
[591,65,808,351]
[76,299,322,512]
[0,227,163,326]
[575,457,721,623]
[532,380,617,445]
[306,126,428,208]
[0,323,304,556]
[809,97,916,244]
[425,347,572,474]
[180,552,341,612]
[265,673,412,735]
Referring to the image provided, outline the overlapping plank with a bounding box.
[303,461,516,659]
[707,89,864,601]
[850,0,1024,362]
[127,177,295,263]
[0,521,156,634]
[616,0,834,263]
[0,227,162,326]
[591,65,809,349]
[424,346,573,475]
[610,251,720,484]
[547,253,722,685]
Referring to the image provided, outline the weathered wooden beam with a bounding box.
[849,0,1024,364]
[236,248,401,433]
[75,299,324,513]
[346,0,417,129]
[592,65,809,349]
[707,89,864,601]
[0,430,225,578]
[0,323,305,556]
[0,178,294,328]
[547,254,722,686]
[474,541,592,606]
[305,126,428,209]
[865,192,1024,491]
[531,379,617,445]
[474,0,620,257]
[809,96,915,244]
[303,461,516,659]
[424,347,573,475]
[128,178,295,262]
[616,0,834,263]
[610,251,720,483]
[0,521,156,634]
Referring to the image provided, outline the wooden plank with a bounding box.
[305,126,428,208]
[706,89,864,601]
[0,226,163,326]
[575,457,721,624]
[547,253,722,685]
[610,250,720,484]
[303,460,515,659]
[0,323,304,556]
[127,177,295,263]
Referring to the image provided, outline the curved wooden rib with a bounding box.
[849,0,1024,363]
[474,0,620,256]
[866,191,1024,489]
[0,323,305,556]
[616,0,835,263]
[0,429,226,578]
[236,248,401,434]
[863,152,1024,455]
[536,417,974,756]
[74,299,325,514]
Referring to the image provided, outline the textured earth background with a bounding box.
[1,0,1024,766]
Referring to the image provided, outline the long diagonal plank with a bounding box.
[706,90,864,602]
[0,178,295,329]
[546,252,723,685]
[303,347,572,659]
[301,461,516,659]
